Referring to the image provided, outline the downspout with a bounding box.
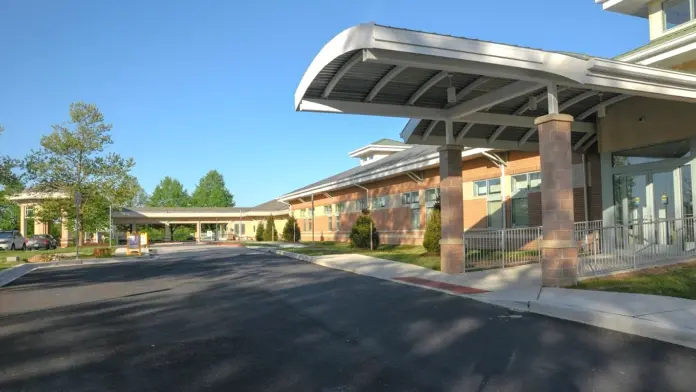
[311,193,315,244]
[355,184,373,250]
[582,153,589,222]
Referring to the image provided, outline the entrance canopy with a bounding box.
[295,23,696,152]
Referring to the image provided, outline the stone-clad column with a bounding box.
[19,205,27,237]
[438,145,464,274]
[536,114,578,287]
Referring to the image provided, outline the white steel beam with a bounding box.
[456,123,475,142]
[322,51,363,98]
[577,94,631,120]
[365,65,407,102]
[488,87,567,143]
[445,81,543,119]
[452,77,489,105]
[573,132,595,151]
[547,82,559,114]
[421,120,439,141]
[406,71,449,105]
[445,120,454,144]
[299,99,448,120]
[518,90,598,146]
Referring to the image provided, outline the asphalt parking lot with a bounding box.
[1,247,696,392]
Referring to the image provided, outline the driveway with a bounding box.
[1,247,695,391]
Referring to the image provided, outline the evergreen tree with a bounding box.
[282,216,301,242]
[423,196,442,254]
[349,211,379,249]
[263,215,278,241]
[256,222,265,241]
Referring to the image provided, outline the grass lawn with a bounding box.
[0,245,114,263]
[286,241,442,271]
[576,262,696,300]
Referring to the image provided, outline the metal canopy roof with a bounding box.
[295,23,696,152]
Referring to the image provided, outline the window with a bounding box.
[372,196,387,209]
[324,205,332,215]
[401,191,419,206]
[664,0,692,30]
[308,219,313,231]
[487,201,503,228]
[474,178,501,196]
[357,199,367,211]
[335,203,344,215]
[303,219,307,231]
[328,216,333,231]
[299,209,305,218]
[511,198,529,227]
[240,224,245,235]
[411,208,420,229]
[425,188,439,203]
[512,172,541,194]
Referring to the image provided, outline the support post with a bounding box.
[60,210,71,248]
[196,221,202,243]
[164,222,172,242]
[19,205,26,237]
[536,113,578,287]
[438,144,464,274]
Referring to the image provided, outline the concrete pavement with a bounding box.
[3,247,696,391]
[262,248,696,350]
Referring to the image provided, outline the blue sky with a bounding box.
[1,0,646,206]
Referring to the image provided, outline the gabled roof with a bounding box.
[371,138,405,146]
[278,145,489,201]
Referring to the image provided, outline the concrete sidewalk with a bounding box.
[264,248,696,350]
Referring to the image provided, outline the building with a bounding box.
[10,1,696,287]
[291,1,696,286]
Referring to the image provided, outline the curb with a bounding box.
[263,247,696,349]
[0,255,154,288]
[528,300,696,350]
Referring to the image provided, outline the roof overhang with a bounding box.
[348,144,410,158]
[595,0,650,18]
[617,29,696,66]
[278,147,490,202]
[295,23,696,152]
[9,191,68,203]
[112,208,289,220]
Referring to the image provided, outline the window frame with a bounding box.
[474,178,501,197]
[401,191,419,207]
[410,207,420,229]
[511,197,530,227]
[511,171,541,196]
[663,0,694,31]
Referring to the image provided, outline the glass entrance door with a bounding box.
[652,171,676,246]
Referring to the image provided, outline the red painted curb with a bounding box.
[393,277,488,294]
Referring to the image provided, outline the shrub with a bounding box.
[263,216,279,241]
[173,226,194,241]
[423,196,441,254]
[282,217,301,242]
[349,211,380,249]
[256,222,265,241]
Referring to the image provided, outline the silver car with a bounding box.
[0,231,26,251]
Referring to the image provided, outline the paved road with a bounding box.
[1,248,696,391]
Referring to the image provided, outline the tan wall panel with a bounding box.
[599,96,696,153]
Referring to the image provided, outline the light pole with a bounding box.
[74,191,82,260]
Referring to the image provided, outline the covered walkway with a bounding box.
[295,23,696,286]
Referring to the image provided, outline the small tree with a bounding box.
[350,210,379,249]
[423,196,442,254]
[282,216,301,242]
[263,215,278,241]
[255,222,265,241]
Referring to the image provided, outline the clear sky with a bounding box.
[1,0,646,206]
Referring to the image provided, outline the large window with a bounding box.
[356,199,367,211]
[425,188,440,203]
[473,178,501,196]
[372,196,388,209]
[511,198,529,227]
[324,205,332,215]
[512,172,541,194]
[401,191,418,206]
[664,0,693,30]
[411,208,420,229]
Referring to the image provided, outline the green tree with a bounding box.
[0,125,23,231]
[350,211,380,249]
[282,216,301,242]
[191,170,234,207]
[263,215,278,241]
[423,197,441,254]
[24,102,137,242]
[128,183,149,207]
[172,225,195,241]
[148,177,191,207]
[255,222,265,241]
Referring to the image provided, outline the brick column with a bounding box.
[535,114,578,287]
[438,145,464,274]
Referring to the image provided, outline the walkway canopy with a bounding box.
[295,23,696,152]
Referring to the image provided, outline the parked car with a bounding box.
[0,230,26,251]
[26,234,58,250]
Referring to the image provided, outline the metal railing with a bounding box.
[463,226,542,271]
[575,217,696,277]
